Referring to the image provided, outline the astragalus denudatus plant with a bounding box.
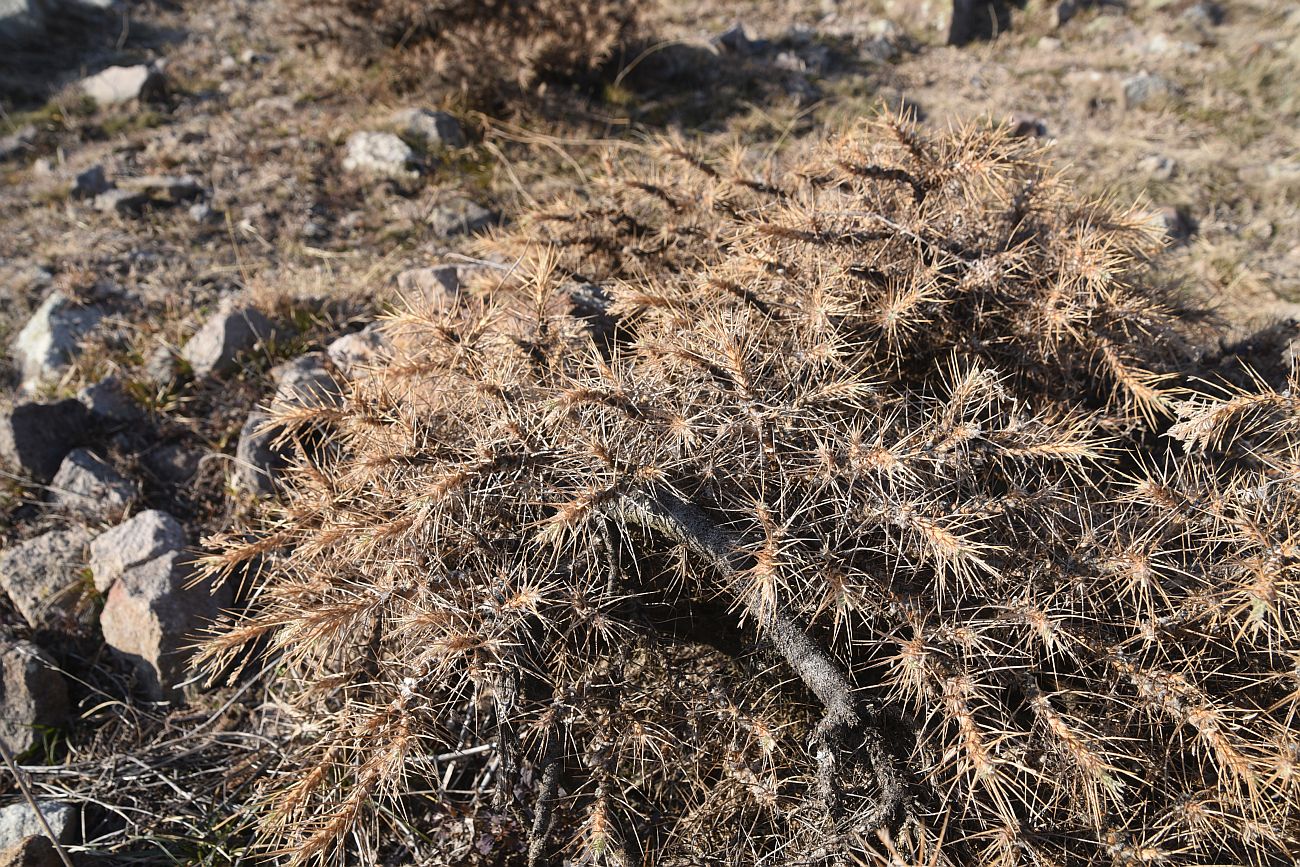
[200,117,1300,866]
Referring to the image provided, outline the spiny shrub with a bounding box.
[201,118,1300,865]
[290,0,638,102]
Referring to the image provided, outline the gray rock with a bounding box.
[774,50,807,72]
[0,801,76,849]
[562,280,613,328]
[89,509,185,593]
[1137,153,1177,181]
[427,198,496,238]
[71,165,110,199]
[92,187,152,216]
[233,411,286,496]
[93,176,201,215]
[0,834,61,867]
[0,399,88,483]
[801,44,832,73]
[864,18,902,42]
[100,550,228,701]
[180,300,273,378]
[188,202,214,223]
[0,640,69,757]
[342,131,416,178]
[781,73,818,104]
[861,35,897,63]
[140,443,202,487]
[80,64,166,106]
[116,174,202,201]
[859,20,901,63]
[1123,72,1177,110]
[49,449,134,523]
[1141,33,1200,58]
[300,219,326,240]
[0,528,92,630]
[392,108,465,149]
[327,325,389,378]
[76,374,137,423]
[396,264,461,303]
[11,291,104,394]
[142,345,177,385]
[269,352,341,413]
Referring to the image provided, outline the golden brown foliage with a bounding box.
[202,118,1300,865]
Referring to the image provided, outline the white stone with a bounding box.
[77,374,138,423]
[80,64,163,106]
[426,198,495,238]
[269,352,341,413]
[1123,72,1176,109]
[116,174,202,200]
[396,265,461,302]
[327,325,389,379]
[101,551,228,701]
[342,131,416,178]
[90,510,185,593]
[50,449,134,523]
[0,528,92,630]
[1137,153,1177,181]
[11,291,103,394]
[0,640,69,757]
[181,299,274,378]
[0,801,76,849]
[391,108,465,149]
[233,410,284,497]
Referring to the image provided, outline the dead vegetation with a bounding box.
[201,117,1300,865]
[0,0,1297,864]
[286,0,641,105]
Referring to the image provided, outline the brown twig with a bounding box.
[527,732,563,867]
[603,487,904,830]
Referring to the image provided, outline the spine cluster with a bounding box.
[203,117,1300,866]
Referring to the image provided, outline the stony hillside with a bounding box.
[0,0,1296,862]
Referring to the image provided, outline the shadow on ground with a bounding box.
[0,1,184,112]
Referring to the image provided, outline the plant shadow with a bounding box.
[0,2,186,113]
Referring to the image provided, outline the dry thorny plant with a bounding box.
[286,0,639,104]
[200,117,1300,865]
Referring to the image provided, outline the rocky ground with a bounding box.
[0,0,1296,862]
